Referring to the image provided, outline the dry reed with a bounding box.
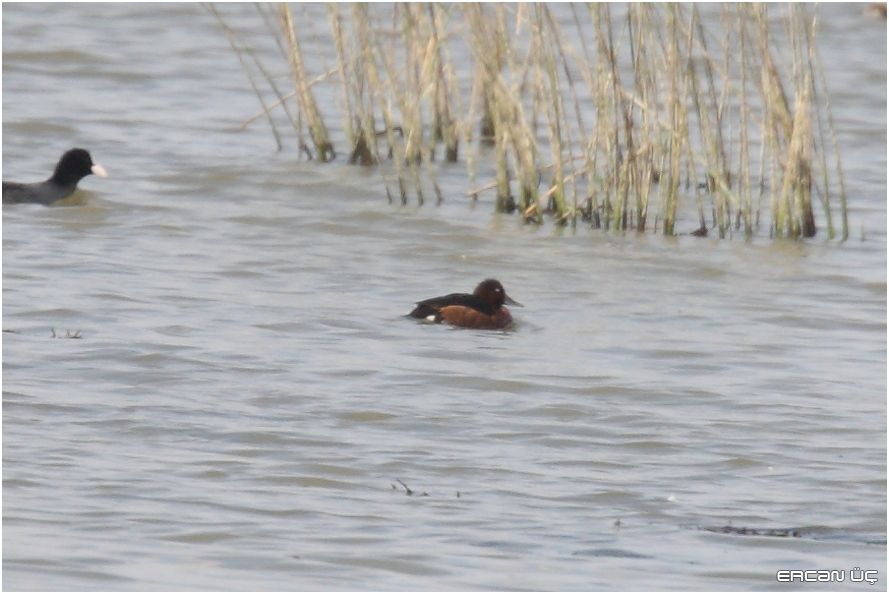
[210,3,847,240]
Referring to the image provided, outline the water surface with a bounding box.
[3,3,886,591]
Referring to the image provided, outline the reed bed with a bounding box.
[209,3,847,240]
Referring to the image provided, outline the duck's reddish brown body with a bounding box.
[408,279,521,330]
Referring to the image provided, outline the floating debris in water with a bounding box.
[392,478,428,497]
[703,525,802,538]
[51,328,82,339]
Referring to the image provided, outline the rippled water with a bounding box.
[3,3,886,591]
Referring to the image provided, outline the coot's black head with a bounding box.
[473,279,522,309]
[50,148,108,186]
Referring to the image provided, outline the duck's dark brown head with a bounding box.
[474,279,522,309]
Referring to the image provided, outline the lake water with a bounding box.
[2,3,886,591]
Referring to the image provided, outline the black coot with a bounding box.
[3,148,108,205]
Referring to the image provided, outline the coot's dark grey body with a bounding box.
[3,148,107,205]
